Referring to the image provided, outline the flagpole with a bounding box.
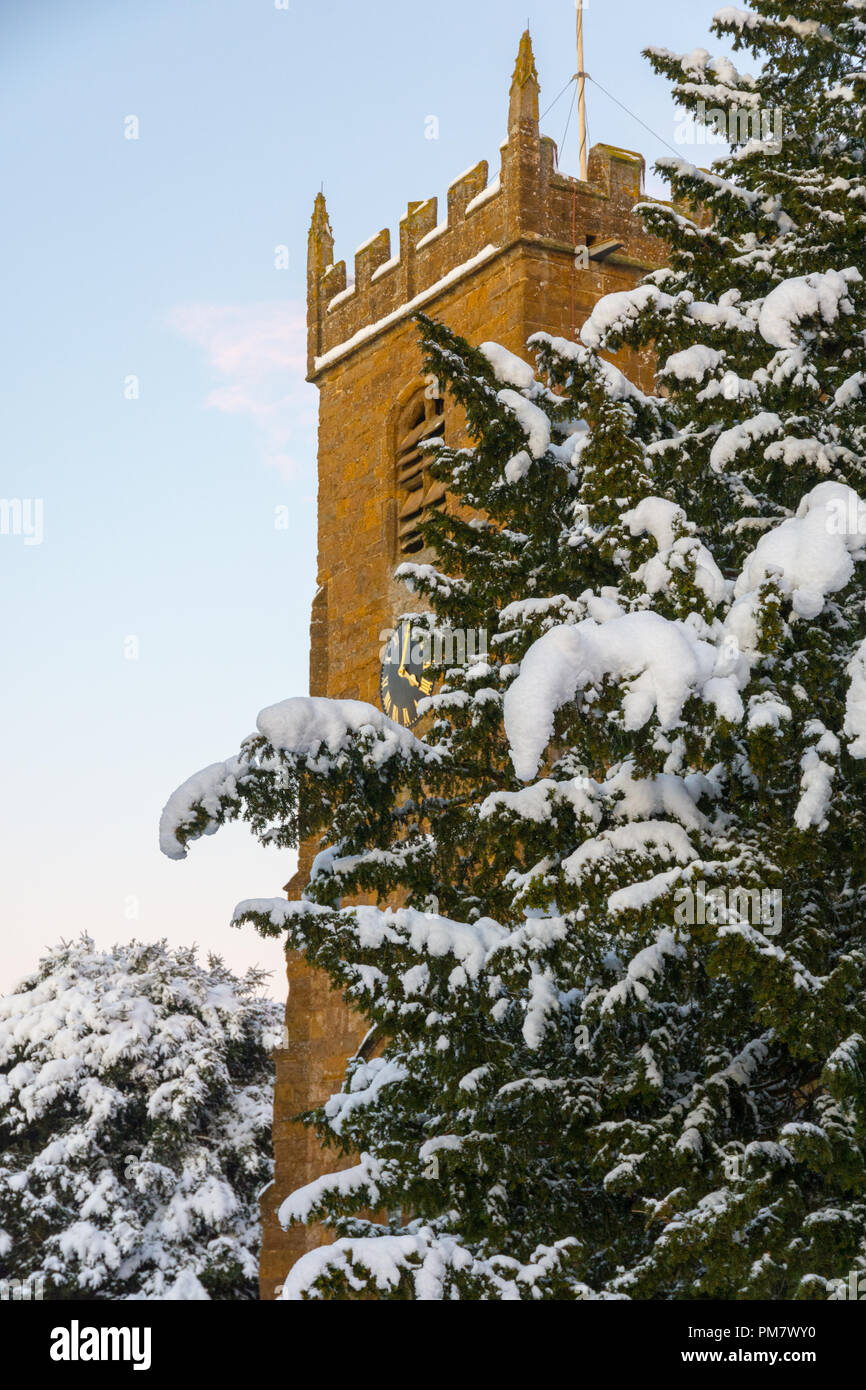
[576,2,588,180]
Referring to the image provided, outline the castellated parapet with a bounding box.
[307,31,664,379]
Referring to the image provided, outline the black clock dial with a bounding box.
[380,619,434,728]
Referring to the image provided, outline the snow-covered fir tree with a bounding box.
[161,0,866,1299]
[0,938,282,1300]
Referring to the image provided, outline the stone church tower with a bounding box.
[259,29,666,1300]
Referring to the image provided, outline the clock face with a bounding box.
[380,619,434,728]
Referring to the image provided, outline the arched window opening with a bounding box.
[395,390,446,556]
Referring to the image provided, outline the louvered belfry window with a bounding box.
[396,391,446,556]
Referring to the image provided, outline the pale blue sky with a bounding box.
[0,0,735,994]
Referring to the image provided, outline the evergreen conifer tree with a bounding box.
[162,0,866,1299]
[0,938,281,1300]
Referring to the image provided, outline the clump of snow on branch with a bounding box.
[503,612,743,782]
[757,269,860,349]
[734,483,866,620]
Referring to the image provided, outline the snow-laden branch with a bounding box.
[232,898,508,983]
[503,479,866,783]
[278,1227,589,1302]
[734,481,866,620]
[159,696,439,861]
[503,611,744,783]
[757,269,860,350]
[583,268,861,361]
[714,6,832,42]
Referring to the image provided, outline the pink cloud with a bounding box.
[169,302,316,479]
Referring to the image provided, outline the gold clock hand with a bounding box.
[398,624,411,677]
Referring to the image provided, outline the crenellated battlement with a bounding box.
[306,33,665,379]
